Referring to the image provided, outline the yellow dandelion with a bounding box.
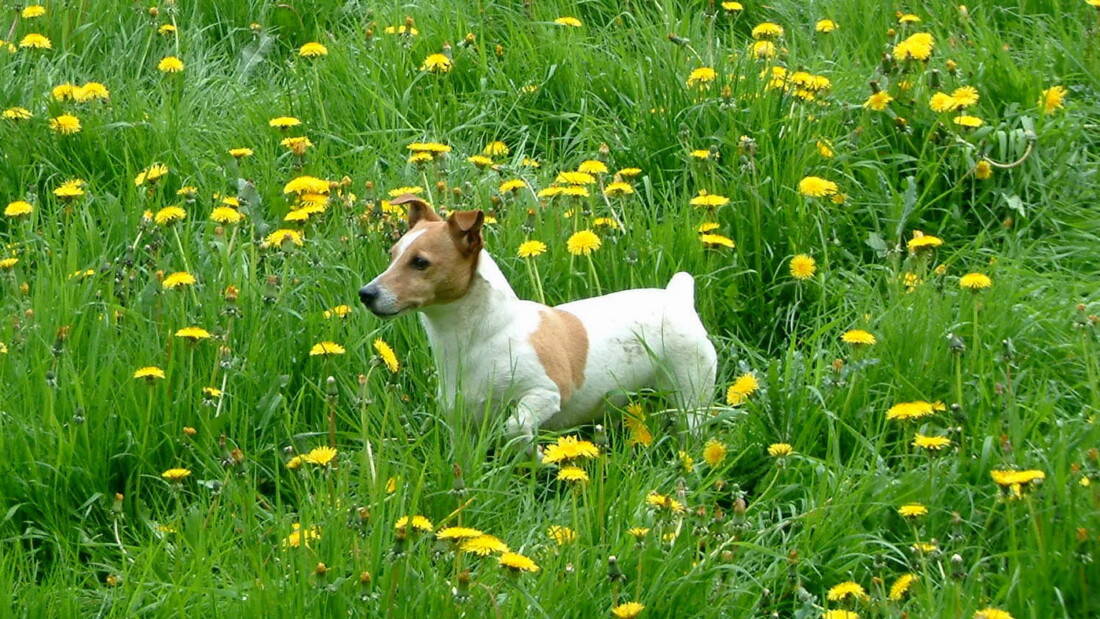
[898,503,928,518]
[460,534,509,555]
[299,42,328,57]
[751,22,784,39]
[4,201,33,217]
[726,372,759,405]
[154,206,187,225]
[162,271,196,289]
[612,602,646,618]
[912,434,952,450]
[960,272,992,290]
[790,254,817,280]
[22,5,47,18]
[547,525,577,545]
[49,114,81,135]
[133,366,165,380]
[175,326,212,341]
[604,181,634,196]
[499,179,526,193]
[864,91,894,111]
[374,339,399,373]
[554,17,583,27]
[815,19,838,33]
[19,33,52,49]
[157,56,184,73]
[211,207,244,224]
[886,400,937,421]
[3,107,33,120]
[768,443,794,457]
[703,439,727,466]
[827,581,868,601]
[269,116,301,129]
[686,67,717,87]
[556,171,596,185]
[841,330,876,345]
[310,341,345,356]
[907,231,944,251]
[689,190,730,208]
[161,468,191,482]
[556,466,589,483]
[437,527,483,541]
[1039,86,1067,114]
[797,176,838,197]
[566,230,601,256]
[422,53,452,73]
[302,446,338,466]
[889,573,916,600]
[974,608,1014,619]
[543,435,600,464]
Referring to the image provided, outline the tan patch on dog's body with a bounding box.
[529,309,589,401]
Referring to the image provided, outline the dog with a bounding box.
[359,194,717,442]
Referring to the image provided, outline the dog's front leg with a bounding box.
[505,389,560,446]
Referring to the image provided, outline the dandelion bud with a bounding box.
[1088,448,1099,462]
[1077,528,1089,542]
[959,5,969,20]
[224,285,239,303]
[326,376,337,398]
[733,496,747,516]
[20,282,29,295]
[832,358,844,373]
[314,562,328,576]
[183,426,197,436]
[452,463,466,495]
[359,571,372,585]
[435,181,447,193]
[721,550,734,562]
[455,570,471,598]
[886,28,896,37]
[404,16,415,28]
[929,69,941,89]
[607,555,624,582]
[106,574,119,587]
[364,180,374,191]
[463,32,476,45]
[947,332,966,354]
[946,59,958,74]
[494,44,504,57]
[148,7,159,17]
[668,33,689,46]
[112,493,124,514]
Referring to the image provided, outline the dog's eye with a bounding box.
[410,256,430,270]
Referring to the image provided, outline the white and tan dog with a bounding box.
[359,195,717,442]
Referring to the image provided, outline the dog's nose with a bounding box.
[359,285,379,307]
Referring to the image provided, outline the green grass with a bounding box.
[1,0,1099,616]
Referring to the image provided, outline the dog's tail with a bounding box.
[665,272,697,309]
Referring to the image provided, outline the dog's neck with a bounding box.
[419,251,519,384]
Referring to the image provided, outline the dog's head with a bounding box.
[359,194,484,318]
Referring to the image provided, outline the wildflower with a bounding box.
[299,42,328,57]
[953,115,983,128]
[959,272,992,290]
[823,612,859,619]
[703,439,727,466]
[49,115,81,135]
[175,326,212,341]
[161,468,192,482]
[627,527,650,540]
[790,254,816,280]
[864,91,893,111]
[893,32,934,61]
[678,451,695,473]
[23,5,47,18]
[492,180,525,196]
[560,186,589,198]
[383,24,419,36]
[1039,86,1067,114]
[827,581,868,601]
[907,231,943,251]
[974,608,1015,619]
[158,24,176,35]
[135,163,169,186]
[557,466,589,483]
[3,107,32,120]
[158,56,184,73]
[752,40,778,59]
[991,469,1045,496]
[687,67,717,87]
[437,527,483,541]
[543,436,600,463]
[952,86,980,107]
[690,149,713,160]
[625,404,653,447]
[929,92,960,113]
[269,116,301,129]
[265,229,305,249]
[5,201,33,217]
[154,206,187,225]
[721,2,743,12]
[162,272,196,289]
[617,167,642,177]
[19,34,52,49]
[798,176,838,197]
[700,234,735,249]
[516,240,548,259]
[913,434,952,450]
[467,155,494,168]
[281,136,313,155]
[395,515,433,533]
[548,525,577,545]
[134,366,166,380]
[768,443,794,457]
[975,160,993,179]
[604,181,634,196]
[500,552,540,572]
[816,141,834,158]
[898,503,928,518]
[422,53,452,73]
[461,535,509,555]
[283,175,329,195]
[815,19,838,33]
[698,222,720,233]
[374,339,399,373]
[556,171,596,185]
[202,387,222,398]
[889,573,916,600]
[302,446,338,466]
[726,372,759,405]
[886,400,937,421]
[0,343,6,354]
[612,602,646,618]
[0,258,17,269]
[646,492,686,513]
[689,190,730,208]
[751,22,784,39]
[211,207,244,224]
[566,230,601,256]
[554,17,583,27]
[282,523,321,548]
[841,330,876,345]
[310,341,345,356]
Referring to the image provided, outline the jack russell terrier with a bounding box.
[359,194,717,442]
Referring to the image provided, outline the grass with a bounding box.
[1,0,1099,616]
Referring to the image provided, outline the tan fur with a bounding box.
[375,221,478,310]
[529,309,589,401]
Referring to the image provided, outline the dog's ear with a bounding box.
[391,194,440,228]
[447,210,484,256]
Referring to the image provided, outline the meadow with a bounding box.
[1,0,1099,616]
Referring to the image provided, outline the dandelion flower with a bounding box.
[1039,86,1067,114]
[374,339,399,373]
[202,387,222,398]
[460,534,509,555]
[974,609,1014,619]
[437,527,483,541]
[269,116,301,129]
[157,56,184,73]
[991,470,1045,498]
[889,573,916,600]
[815,19,838,33]
[864,91,893,111]
[422,53,452,73]
[751,40,777,59]
[953,115,983,128]
[790,254,816,280]
[823,611,859,619]
[912,434,952,450]
[721,2,743,11]
[768,443,794,457]
[751,22,784,39]
[302,446,338,466]
[299,42,328,57]
[161,468,191,482]
[557,466,589,483]
[283,175,329,194]
[700,234,735,249]
[394,515,433,533]
[893,32,934,61]
[554,17,583,27]
[827,581,868,602]
[547,525,577,545]
[22,5,47,18]
[500,552,540,572]
[134,163,169,186]
[175,326,211,341]
[960,272,992,290]
[625,404,653,448]
[49,115,81,135]
[265,229,305,249]
[162,272,196,289]
[0,258,18,269]
[566,230,601,256]
[951,86,980,107]
[556,171,596,185]
[158,24,176,35]
[612,602,646,618]
[467,155,494,168]
[627,527,650,540]
[907,231,943,251]
[689,190,729,208]
[898,503,928,518]
[5,201,33,217]
[975,160,993,179]
[481,141,509,157]
[703,439,727,466]
[797,176,838,197]
[154,206,187,225]
[282,523,321,548]
[3,107,32,121]
[19,33,51,49]
[726,372,759,405]
[886,400,937,421]
[687,67,717,87]
[134,366,166,380]
[517,240,547,258]
[604,181,634,197]
[211,207,244,224]
[499,179,526,193]
[543,436,600,463]
[310,341,345,356]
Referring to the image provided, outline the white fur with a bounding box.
[414,250,717,440]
